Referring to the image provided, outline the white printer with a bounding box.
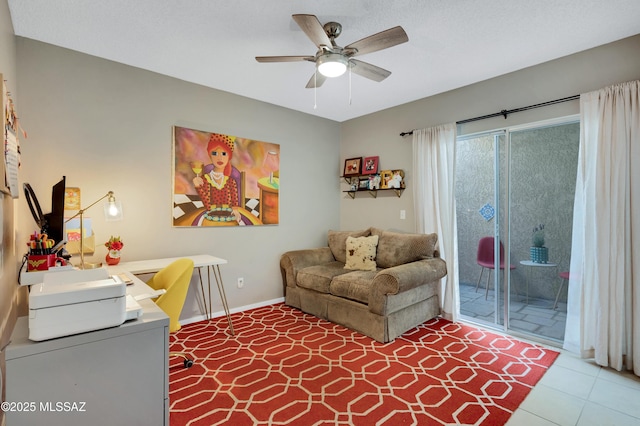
[28,268,127,341]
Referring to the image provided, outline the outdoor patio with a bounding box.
[459,281,567,342]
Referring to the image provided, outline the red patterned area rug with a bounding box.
[169,303,558,426]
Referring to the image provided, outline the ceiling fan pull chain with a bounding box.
[314,70,317,109]
[349,65,352,105]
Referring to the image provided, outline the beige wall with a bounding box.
[340,34,640,232]
[1,0,18,421]
[14,38,342,321]
[0,1,18,330]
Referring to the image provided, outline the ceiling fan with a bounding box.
[256,14,409,88]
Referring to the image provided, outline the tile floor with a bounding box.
[506,350,640,425]
[458,283,640,425]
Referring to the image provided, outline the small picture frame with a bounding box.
[358,178,370,189]
[362,156,379,175]
[343,157,362,176]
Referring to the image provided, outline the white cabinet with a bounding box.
[5,278,169,426]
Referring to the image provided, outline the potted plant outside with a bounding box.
[530,224,548,263]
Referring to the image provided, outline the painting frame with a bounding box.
[343,157,362,177]
[362,156,379,175]
[172,126,280,227]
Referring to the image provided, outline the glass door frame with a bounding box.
[456,130,509,330]
[457,115,579,336]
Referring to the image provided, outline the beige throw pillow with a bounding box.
[328,229,371,263]
[376,231,438,268]
[344,235,379,271]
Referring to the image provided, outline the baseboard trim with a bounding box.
[180,297,285,326]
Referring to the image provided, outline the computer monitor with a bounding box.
[24,176,67,251]
[43,176,66,247]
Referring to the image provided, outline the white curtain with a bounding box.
[412,123,459,321]
[564,80,640,375]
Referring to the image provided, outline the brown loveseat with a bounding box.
[280,228,447,343]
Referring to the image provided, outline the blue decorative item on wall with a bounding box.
[479,203,495,221]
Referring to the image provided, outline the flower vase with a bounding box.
[530,246,548,264]
[106,250,121,266]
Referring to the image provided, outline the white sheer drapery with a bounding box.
[412,124,459,321]
[564,80,640,375]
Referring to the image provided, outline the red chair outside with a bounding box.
[475,236,516,300]
[555,271,571,310]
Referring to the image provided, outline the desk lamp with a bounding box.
[65,191,122,269]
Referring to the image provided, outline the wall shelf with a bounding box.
[341,169,405,199]
[343,188,404,199]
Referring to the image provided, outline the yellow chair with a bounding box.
[146,258,195,368]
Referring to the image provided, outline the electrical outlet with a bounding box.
[237,277,244,288]
[400,210,406,220]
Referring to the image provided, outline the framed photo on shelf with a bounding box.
[362,156,379,175]
[343,157,362,176]
[358,178,370,189]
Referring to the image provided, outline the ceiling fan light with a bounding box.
[317,53,348,77]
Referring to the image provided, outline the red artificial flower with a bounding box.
[105,236,124,250]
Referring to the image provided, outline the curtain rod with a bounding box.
[399,94,580,137]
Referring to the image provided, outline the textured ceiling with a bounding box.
[8,0,640,122]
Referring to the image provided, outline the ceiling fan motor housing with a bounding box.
[323,22,342,41]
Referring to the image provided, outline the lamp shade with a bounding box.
[104,192,123,221]
[317,53,348,78]
[263,151,279,173]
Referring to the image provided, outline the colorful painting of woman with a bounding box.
[193,133,241,222]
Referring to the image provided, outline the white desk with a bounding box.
[519,260,558,305]
[5,272,170,426]
[111,254,234,336]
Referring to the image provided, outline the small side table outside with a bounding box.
[519,260,558,305]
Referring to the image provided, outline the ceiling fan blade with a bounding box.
[349,59,391,82]
[305,72,327,89]
[256,55,315,63]
[293,14,332,48]
[345,26,408,57]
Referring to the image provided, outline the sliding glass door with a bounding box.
[456,118,579,343]
[456,131,508,328]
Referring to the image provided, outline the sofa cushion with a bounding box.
[330,270,378,304]
[344,235,379,271]
[297,261,351,294]
[327,229,371,263]
[376,231,438,268]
